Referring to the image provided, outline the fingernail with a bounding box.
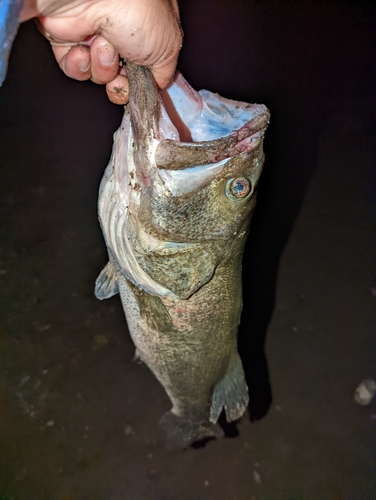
[77,58,90,72]
[98,44,117,67]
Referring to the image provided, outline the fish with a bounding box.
[95,61,270,449]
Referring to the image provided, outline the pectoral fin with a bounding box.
[126,279,175,332]
[136,245,218,300]
[94,261,119,300]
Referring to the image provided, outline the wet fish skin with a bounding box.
[96,62,269,449]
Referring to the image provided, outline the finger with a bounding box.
[151,47,180,89]
[106,74,129,105]
[97,0,183,90]
[51,45,72,65]
[89,36,119,85]
[54,45,91,81]
[151,0,182,89]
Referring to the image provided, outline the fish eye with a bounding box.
[226,177,252,199]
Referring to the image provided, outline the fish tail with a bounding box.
[209,352,249,424]
[159,411,224,450]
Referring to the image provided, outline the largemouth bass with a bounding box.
[95,62,269,449]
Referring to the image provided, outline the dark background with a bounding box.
[1,1,375,498]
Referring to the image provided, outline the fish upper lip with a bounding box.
[154,109,270,171]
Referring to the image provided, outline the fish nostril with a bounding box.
[228,177,251,198]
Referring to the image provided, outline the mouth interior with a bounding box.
[160,89,193,143]
[161,73,266,145]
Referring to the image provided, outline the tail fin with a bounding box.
[159,411,224,450]
[210,352,249,423]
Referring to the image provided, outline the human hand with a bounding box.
[20,0,182,104]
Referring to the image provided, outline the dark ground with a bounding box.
[0,1,375,498]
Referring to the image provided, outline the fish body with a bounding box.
[96,63,269,449]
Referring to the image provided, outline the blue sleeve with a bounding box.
[0,0,24,86]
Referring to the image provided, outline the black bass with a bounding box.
[95,62,269,449]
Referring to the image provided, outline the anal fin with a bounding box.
[94,261,119,300]
[210,353,249,423]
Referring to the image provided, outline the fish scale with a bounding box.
[95,62,269,449]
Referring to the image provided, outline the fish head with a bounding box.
[99,64,269,299]
[141,148,264,247]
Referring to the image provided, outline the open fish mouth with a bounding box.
[140,72,270,198]
[153,95,269,196]
[155,99,269,171]
[126,67,269,171]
